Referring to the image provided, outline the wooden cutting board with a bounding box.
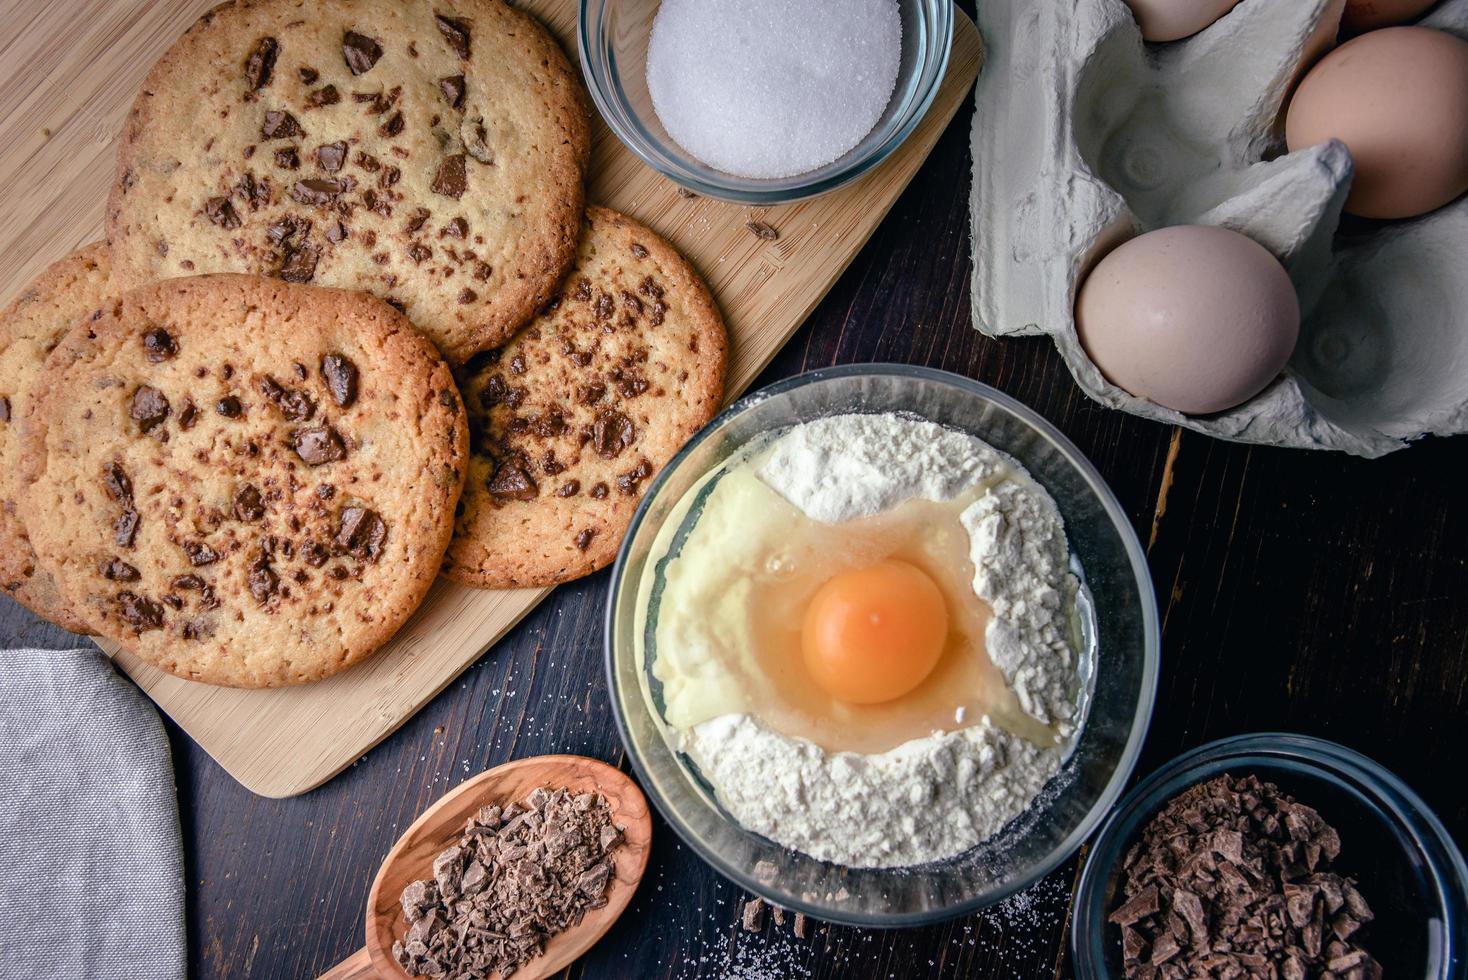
[0,0,983,797]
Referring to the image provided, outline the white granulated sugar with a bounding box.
[680,413,1085,868]
[646,0,903,179]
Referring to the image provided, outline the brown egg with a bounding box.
[1287,27,1468,219]
[1124,0,1241,42]
[1343,0,1437,32]
[1075,226,1300,416]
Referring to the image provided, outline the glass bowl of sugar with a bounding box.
[578,0,954,203]
[604,364,1160,926]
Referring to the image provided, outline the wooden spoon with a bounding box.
[319,755,652,980]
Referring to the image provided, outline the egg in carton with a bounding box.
[971,0,1468,457]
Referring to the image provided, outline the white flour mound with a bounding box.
[681,413,1084,868]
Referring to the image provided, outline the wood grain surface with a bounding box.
[0,0,981,799]
[4,1,1466,978]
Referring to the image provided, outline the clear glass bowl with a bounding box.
[604,365,1160,925]
[578,0,954,204]
[1072,734,1468,978]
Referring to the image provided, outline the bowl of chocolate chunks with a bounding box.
[1071,733,1468,980]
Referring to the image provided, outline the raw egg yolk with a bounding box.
[800,559,949,705]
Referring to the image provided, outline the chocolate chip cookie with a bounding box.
[20,274,467,687]
[107,0,590,364]
[0,244,117,633]
[443,207,726,589]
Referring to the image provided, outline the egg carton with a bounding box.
[970,0,1468,457]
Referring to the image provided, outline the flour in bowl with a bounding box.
[650,413,1087,867]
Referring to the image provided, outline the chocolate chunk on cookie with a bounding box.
[106,0,591,364]
[19,274,467,687]
[0,244,117,633]
[443,207,726,589]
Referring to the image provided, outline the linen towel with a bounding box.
[0,648,185,980]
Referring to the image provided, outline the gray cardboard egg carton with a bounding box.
[971,0,1468,457]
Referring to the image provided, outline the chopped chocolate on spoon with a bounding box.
[393,786,623,980]
[1110,773,1382,980]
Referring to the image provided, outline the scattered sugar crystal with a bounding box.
[646,0,902,179]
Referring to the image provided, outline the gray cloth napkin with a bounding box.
[0,648,185,980]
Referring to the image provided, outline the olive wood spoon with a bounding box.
[318,754,652,980]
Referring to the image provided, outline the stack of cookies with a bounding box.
[0,0,727,688]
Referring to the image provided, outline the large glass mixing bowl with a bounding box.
[604,365,1159,925]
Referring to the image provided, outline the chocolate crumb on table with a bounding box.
[1110,773,1382,980]
[741,897,766,933]
[393,786,624,979]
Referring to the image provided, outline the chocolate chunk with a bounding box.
[334,505,387,561]
[216,396,242,418]
[130,385,170,433]
[316,483,337,500]
[100,558,140,582]
[379,165,401,188]
[259,375,316,421]
[591,410,635,459]
[205,196,242,229]
[442,216,468,238]
[233,484,265,522]
[103,462,133,502]
[407,242,432,264]
[235,172,272,210]
[306,84,341,108]
[379,111,404,137]
[616,458,653,495]
[142,328,179,362]
[114,507,140,548]
[0,396,10,424]
[406,207,431,233]
[574,528,596,551]
[301,541,330,567]
[293,425,347,465]
[267,213,309,244]
[555,480,580,498]
[321,353,359,408]
[325,220,349,244]
[299,66,320,84]
[274,145,300,169]
[589,482,608,500]
[278,242,320,283]
[630,242,649,259]
[117,591,164,631]
[435,14,471,58]
[439,74,465,108]
[363,190,392,217]
[746,220,780,241]
[343,31,383,75]
[430,154,467,199]
[261,110,304,139]
[317,140,348,172]
[183,541,220,566]
[487,462,537,500]
[244,37,279,91]
[290,177,348,206]
[457,288,476,304]
[247,552,279,604]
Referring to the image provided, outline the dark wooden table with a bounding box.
[5,22,1466,976]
